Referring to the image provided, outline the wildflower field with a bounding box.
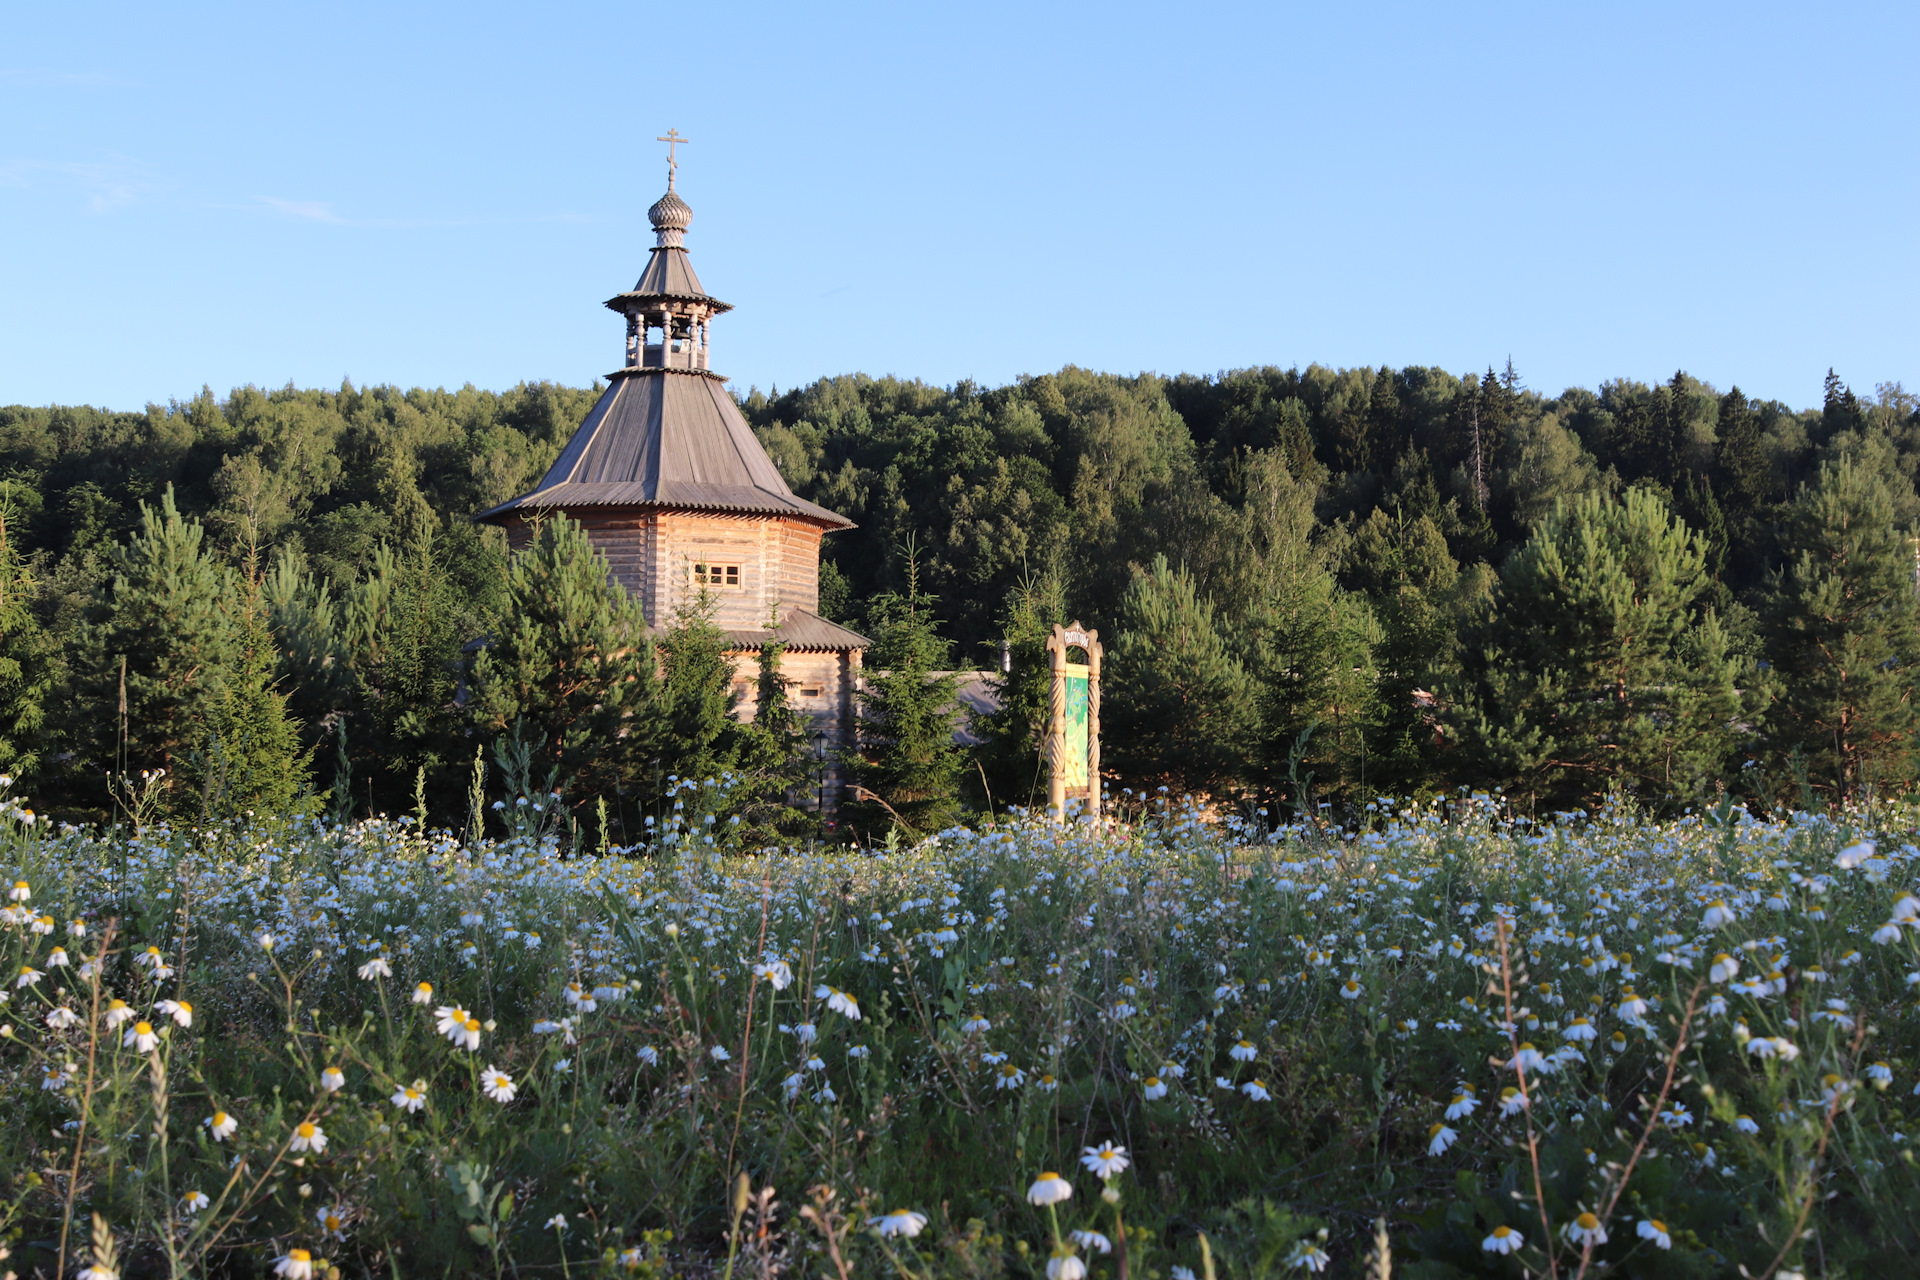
[3,793,1918,1280]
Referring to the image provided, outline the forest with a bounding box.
[0,361,1914,834]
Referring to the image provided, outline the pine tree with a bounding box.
[470,515,659,811]
[857,556,966,835]
[1761,453,1918,801]
[1106,554,1255,795]
[1451,488,1753,808]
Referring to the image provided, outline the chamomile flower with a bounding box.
[289,1120,328,1153]
[319,1066,345,1092]
[481,1066,517,1102]
[155,999,193,1028]
[1563,1016,1597,1043]
[125,1020,160,1053]
[45,1006,79,1029]
[868,1209,928,1238]
[183,1190,210,1214]
[456,1017,482,1052]
[412,981,434,1005]
[16,964,41,989]
[433,1005,468,1038]
[1637,1218,1671,1248]
[317,1204,349,1240]
[1143,1075,1168,1100]
[208,1111,238,1140]
[104,998,135,1028]
[1046,1250,1087,1280]
[357,956,392,980]
[1445,1088,1479,1120]
[391,1082,427,1113]
[1071,1230,1113,1254]
[1498,1086,1528,1117]
[1242,1078,1272,1101]
[1427,1122,1458,1155]
[1710,952,1740,983]
[995,1063,1027,1090]
[1509,1043,1550,1073]
[1229,1038,1257,1061]
[815,985,862,1020]
[1027,1171,1073,1204]
[274,1248,315,1279]
[1080,1142,1130,1179]
[1701,900,1737,928]
[1482,1225,1522,1254]
[1563,1212,1607,1247]
[6,880,27,901]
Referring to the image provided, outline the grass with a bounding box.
[2,786,1918,1278]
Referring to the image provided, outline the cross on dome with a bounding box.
[657,128,689,189]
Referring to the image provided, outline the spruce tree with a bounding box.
[857,557,965,835]
[0,499,51,782]
[1343,506,1460,790]
[1761,454,1918,800]
[1106,554,1254,795]
[655,590,742,790]
[192,554,312,818]
[1451,487,1753,808]
[974,567,1067,811]
[470,515,659,809]
[92,487,242,814]
[734,616,813,834]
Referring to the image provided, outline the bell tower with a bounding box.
[478,134,868,805]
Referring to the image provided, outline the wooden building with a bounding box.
[478,150,866,807]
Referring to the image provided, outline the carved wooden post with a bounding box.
[1045,622,1102,823]
[1086,628,1102,820]
[1046,627,1068,820]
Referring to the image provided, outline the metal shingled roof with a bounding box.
[722,608,871,652]
[476,370,854,528]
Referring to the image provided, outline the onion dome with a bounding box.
[648,188,693,246]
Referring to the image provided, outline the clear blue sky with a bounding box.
[4,1,1914,413]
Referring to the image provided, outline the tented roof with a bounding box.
[606,245,731,312]
[477,369,852,528]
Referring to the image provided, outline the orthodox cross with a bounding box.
[657,129,689,187]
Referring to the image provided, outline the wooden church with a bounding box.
[479,139,867,804]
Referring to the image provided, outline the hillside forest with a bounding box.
[0,362,1915,836]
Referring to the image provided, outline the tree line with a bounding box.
[0,362,1912,835]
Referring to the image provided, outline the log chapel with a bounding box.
[478,139,867,802]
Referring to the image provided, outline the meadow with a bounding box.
[2,785,1917,1279]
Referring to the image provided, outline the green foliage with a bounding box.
[973,568,1068,812]
[1761,452,1920,801]
[654,590,742,796]
[0,500,52,781]
[470,515,658,816]
[858,556,965,835]
[1104,555,1253,795]
[1452,488,1758,809]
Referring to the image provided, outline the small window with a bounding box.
[693,562,741,589]
[799,687,822,698]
